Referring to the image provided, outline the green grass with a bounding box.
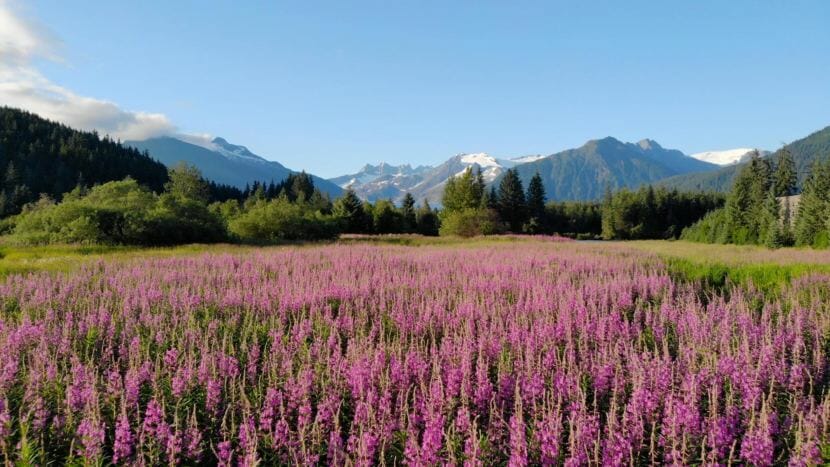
[0,243,253,277]
[619,240,830,294]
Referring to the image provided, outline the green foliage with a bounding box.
[0,107,169,215]
[415,200,440,236]
[496,168,526,232]
[371,199,404,234]
[438,208,503,237]
[681,208,730,243]
[332,189,372,233]
[524,172,546,233]
[545,201,602,238]
[165,162,210,203]
[441,168,485,213]
[601,186,723,240]
[795,160,830,247]
[664,257,829,297]
[228,196,339,242]
[723,152,772,244]
[683,150,806,249]
[774,148,798,197]
[401,193,417,233]
[10,179,228,246]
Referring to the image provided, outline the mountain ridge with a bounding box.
[331,137,719,203]
[127,136,343,197]
[659,125,830,193]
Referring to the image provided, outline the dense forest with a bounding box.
[680,149,821,247]
[0,107,171,214]
[435,166,723,239]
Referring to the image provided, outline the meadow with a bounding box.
[0,237,828,465]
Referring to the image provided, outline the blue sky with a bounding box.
[4,0,830,177]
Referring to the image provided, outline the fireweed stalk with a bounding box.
[0,242,826,465]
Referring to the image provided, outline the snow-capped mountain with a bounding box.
[332,139,723,204]
[126,136,343,196]
[689,148,762,166]
[329,152,551,204]
[329,162,432,189]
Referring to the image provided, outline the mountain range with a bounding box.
[328,138,720,204]
[330,153,547,203]
[127,136,343,197]
[121,120,830,203]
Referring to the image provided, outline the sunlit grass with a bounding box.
[617,240,830,294]
[0,243,254,277]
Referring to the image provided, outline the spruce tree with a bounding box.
[333,189,370,233]
[724,151,770,244]
[496,168,526,232]
[760,188,782,248]
[401,193,416,233]
[474,167,486,202]
[525,172,546,233]
[416,200,439,236]
[442,168,484,212]
[795,161,830,246]
[485,186,498,210]
[774,148,797,197]
[600,184,615,240]
[290,172,315,202]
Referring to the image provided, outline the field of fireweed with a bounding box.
[0,240,828,465]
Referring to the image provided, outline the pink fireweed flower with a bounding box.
[113,413,134,463]
[76,417,105,460]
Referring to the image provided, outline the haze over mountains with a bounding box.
[126,136,343,197]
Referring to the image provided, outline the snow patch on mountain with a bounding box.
[510,154,546,164]
[690,148,758,166]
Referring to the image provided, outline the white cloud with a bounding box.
[0,0,176,141]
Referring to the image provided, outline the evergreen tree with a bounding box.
[795,161,830,247]
[485,186,498,210]
[474,168,486,201]
[496,168,526,232]
[774,148,797,197]
[724,151,771,244]
[165,163,209,203]
[289,172,315,202]
[525,172,546,233]
[760,188,782,248]
[442,168,485,212]
[415,200,439,236]
[401,193,416,233]
[333,189,370,233]
[4,161,20,187]
[600,184,615,240]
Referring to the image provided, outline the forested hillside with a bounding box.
[505,137,717,201]
[0,107,170,215]
[659,125,830,193]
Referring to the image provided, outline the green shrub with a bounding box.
[439,208,504,237]
[229,197,340,242]
[10,179,229,246]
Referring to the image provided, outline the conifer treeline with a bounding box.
[679,149,822,247]
[0,107,169,215]
[436,166,723,239]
